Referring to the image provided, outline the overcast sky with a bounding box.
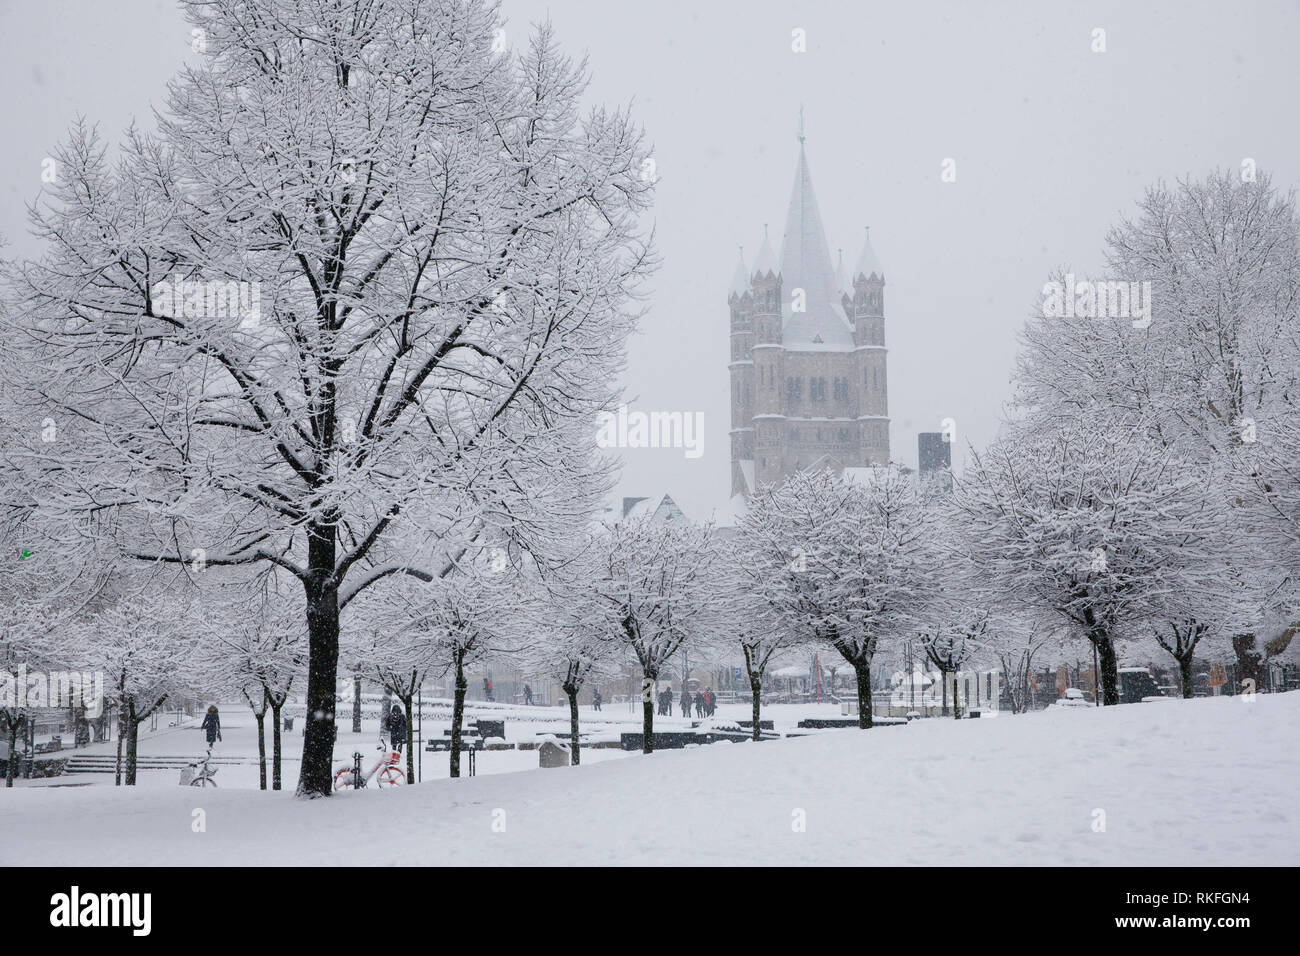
[3,0,1298,520]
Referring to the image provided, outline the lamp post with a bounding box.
[352,665,362,734]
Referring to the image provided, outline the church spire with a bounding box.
[779,123,852,348]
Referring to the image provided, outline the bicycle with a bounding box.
[181,748,219,788]
[333,738,405,790]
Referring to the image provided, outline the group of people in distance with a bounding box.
[656,686,716,718]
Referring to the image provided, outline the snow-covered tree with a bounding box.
[920,606,987,719]
[73,584,199,785]
[954,420,1231,705]
[365,554,526,777]
[1014,170,1300,687]
[519,553,621,763]
[349,608,442,783]
[2,0,654,796]
[736,467,935,728]
[724,531,806,739]
[983,617,1057,714]
[206,582,305,789]
[591,516,721,752]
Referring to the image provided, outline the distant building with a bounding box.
[610,494,689,524]
[728,126,889,504]
[917,432,953,493]
[918,432,950,474]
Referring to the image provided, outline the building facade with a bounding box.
[728,136,889,499]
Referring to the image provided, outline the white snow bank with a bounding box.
[2,692,1295,866]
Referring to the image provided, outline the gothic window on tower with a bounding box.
[810,377,827,403]
[786,377,802,403]
[833,377,848,403]
[872,366,879,391]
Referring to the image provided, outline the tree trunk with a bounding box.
[1178,653,1195,699]
[255,710,267,790]
[750,676,762,741]
[1095,634,1120,705]
[269,698,283,791]
[450,653,466,779]
[641,671,656,754]
[953,672,961,720]
[125,706,139,786]
[564,684,581,766]
[1231,633,1265,695]
[852,659,873,729]
[5,721,16,787]
[400,691,415,783]
[114,705,124,787]
[298,572,341,797]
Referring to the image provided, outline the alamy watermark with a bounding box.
[1,665,104,717]
[150,273,261,326]
[1042,274,1153,329]
[596,404,704,459]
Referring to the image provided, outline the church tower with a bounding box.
[728,126,889,500]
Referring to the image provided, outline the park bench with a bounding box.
[425,728,485,752]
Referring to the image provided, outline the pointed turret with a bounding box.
[853,226,883,282]
[752,225,778,279]
[728,247,750,300]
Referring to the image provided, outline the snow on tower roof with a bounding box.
[779,142,854,350]
[853,226,883,281]
[728,247,749,299]
[620,493,689,524]
[752,226,778,278]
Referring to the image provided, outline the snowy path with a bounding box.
[3,692,1295,865]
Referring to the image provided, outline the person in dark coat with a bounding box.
[664,688,673,717]
[523,684,534,706]
[705,687,716,717]
[592,688,602,711]
[694,692,705,718]
[200,705,221,748]
[387,705,407,753]
[681,689,692,718]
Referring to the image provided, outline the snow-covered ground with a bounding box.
[3,692,1295,865]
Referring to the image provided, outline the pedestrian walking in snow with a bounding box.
[524,684,534,706]
[681,689,692,718]
[387,704,407,754]
[200,705,222,748]
[592,688,603,711]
